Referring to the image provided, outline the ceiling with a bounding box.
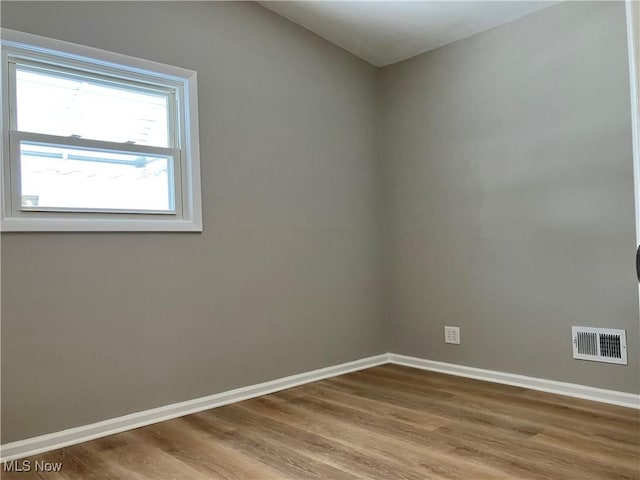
[259,1,557,67]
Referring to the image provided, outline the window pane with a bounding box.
[15,65,171,147]
[20,142,175,212]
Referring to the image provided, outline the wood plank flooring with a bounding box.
[3,364,639,479]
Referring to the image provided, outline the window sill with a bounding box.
[0,217,203,232]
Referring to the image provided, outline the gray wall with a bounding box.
[0,1,384,443]
[380,1,639,393]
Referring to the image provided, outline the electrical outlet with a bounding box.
[444,326,460,344]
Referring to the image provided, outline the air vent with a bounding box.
[572,327,627,365]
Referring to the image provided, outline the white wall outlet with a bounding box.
[444,326,460,344]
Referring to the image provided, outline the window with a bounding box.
[1,29,202,231]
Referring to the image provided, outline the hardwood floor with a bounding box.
[3,365,639,479]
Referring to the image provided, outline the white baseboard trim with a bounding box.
[388,353,640,410]
[0,354,390,462]
[4,352,638,462]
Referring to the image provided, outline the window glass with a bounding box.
[19,141,175,212]
[15,64,171,147]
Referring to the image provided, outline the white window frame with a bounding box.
[1,29,202,232]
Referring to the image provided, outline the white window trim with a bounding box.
[0,29,203,232]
